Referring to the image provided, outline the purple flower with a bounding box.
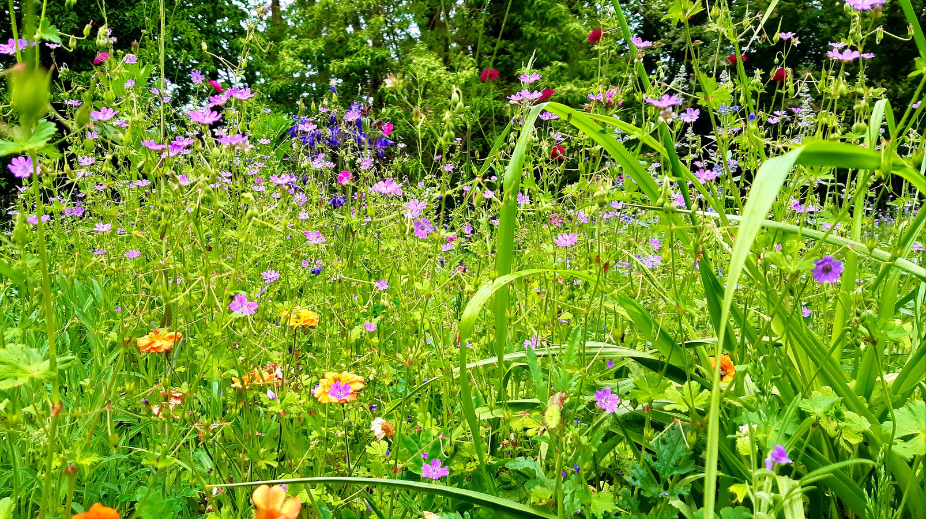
[90,107,118,121]
[188,109,222,125]
[414,218,435,239]
[229,293,258,315]
[124,54,138,64]
[517,192,531,206]
[680,108,700,123]
[524,336,540,349]
[405,199,426,219]
[519,72,542,84]
[304,231,326,244]
[8,156,38,178]
[125,249,141,259]
[554,233,578,248]
[364,322,377,332]
[78,156,96,167]
[262,269,280,284]
[329,380,352,400]
[421,459,450,480]
[779,32,795,39]
[846,0,884,10]
[811,256,843,283]
[764,445,792,470]
[141,140,166,151]
[266,388,277,400]
[827,49,860,62]
[595,387,620,413]
[374,279,390,291]
[191,70,205,84]
[94,223,112,233]
[371,178,403,196]
[644,94,683,109]
[801,306,812,318]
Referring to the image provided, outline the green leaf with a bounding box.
[134,487,183,519]
[0,344,76,389]
[37,19,62,44]
[882,400,926,459]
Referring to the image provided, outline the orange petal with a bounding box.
[281,497,302,519]
[252,485,272,509]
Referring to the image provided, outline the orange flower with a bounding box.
[709,354,736,382]
[280,306,320,329]
[232,366,283,389]
[137,329,182,353]
[313,371,365,403]
[73,503,120,519]
[252,484,301,519]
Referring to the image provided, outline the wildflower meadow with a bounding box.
[1,0,926,518]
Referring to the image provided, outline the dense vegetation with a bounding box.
[1,0,926,518]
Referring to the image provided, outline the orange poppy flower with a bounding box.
[252,484,301,519]
[313,371,365,403]
[73,503,120,519]
[709,354,736,382]
[136,329,182,353]
[280,306,320,329]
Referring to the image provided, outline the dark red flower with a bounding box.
[588,29,603,43]
[772,68,789,83]
[480,68,499,82]
[538,89,556,101]
[209,80,223,94]
[727,54,747,64]
[551,144,566,160]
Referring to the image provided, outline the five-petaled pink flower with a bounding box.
[188,109,222,125]
[421,459,449,480]
[91,107,119,121]
[229,293,258,316]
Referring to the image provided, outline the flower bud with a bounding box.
[83,22,93,38]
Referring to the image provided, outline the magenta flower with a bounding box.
[644,95,683,109]
[680,108,700,123]
[779,32,796,39]
[337,170,352,184]
[846,0,884,10]
[421,459,450,480]
[90,107,118,121]
[262,269,280,284]
[595,387,620,413]
[827,49,860,62]
[304,231,326,244]
[8,156,38,178]
[413,218,435,239]
[372,178,403,196]
[141,140,166,151]
[811,256,843,283]
[188,109,222,125]
[764,445,792,470]
[229,87,255,100]
[229,293,258,315]
[217,134,249,147]
[519,72,542,84]
[554,232,578,248]
[405,199,426,219]
[328,380,352,400]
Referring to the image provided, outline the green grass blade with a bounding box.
[209,477,556,519]
[703,148,799,518]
